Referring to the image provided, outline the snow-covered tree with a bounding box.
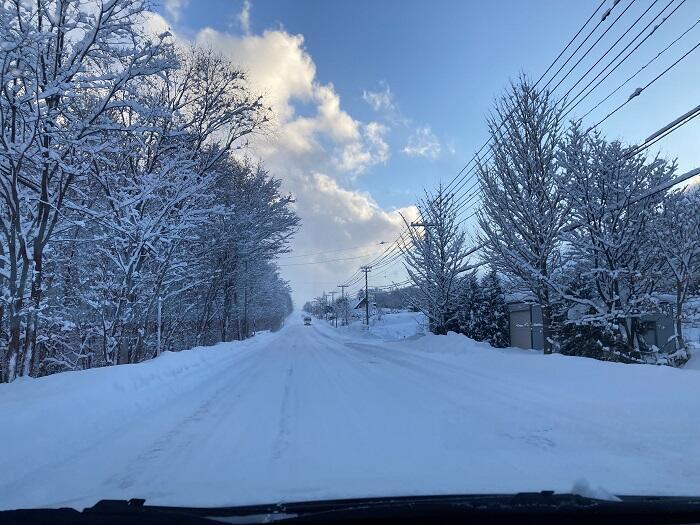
[649,188,700,350]
[555,270,619,360]
[477,77,568,353]
[335,296,352,326]
[0,5,296,382]
[455,271,509,347]
[204,159,297,340]
[474,271,510,348]
[557,122,677,360]
[0,0,171,381]
[401,185,468,335]
[456,271,479,339]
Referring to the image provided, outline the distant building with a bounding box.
[353,296,368,310]
[353,296,377,310]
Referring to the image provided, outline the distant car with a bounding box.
[303,316,312,326]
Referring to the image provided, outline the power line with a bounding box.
[623,102,700,157]
[337,238,402,287]
[589,37,700,131]
[451,1,676,216]
[341,271,364,288]
[278,253,374,267]
[372,250,405,272]
[536,0,610,89]
[580,14,700,120]
[453,16,699,218]
[538,0,620,93]
[442,0,613,197]
[562,0,684,117]
[338,227,412,291]
[372,279,412,290]
[278,243,379,259]
[547,0,640,94]
[452,1,696,214]
[358,230,411,272]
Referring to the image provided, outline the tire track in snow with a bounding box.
[335,341,599,451]
[271,362,295,460]
[336,340,666,462]
[0,350,255,501]
[285,326,673,467]
[103,352,267,492]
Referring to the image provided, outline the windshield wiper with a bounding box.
[4,493,700,524]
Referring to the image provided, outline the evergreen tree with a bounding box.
[456,272,480,339]
[478,271,510,348]
[555,272,623,360]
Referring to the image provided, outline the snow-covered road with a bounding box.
[2,314,700,510]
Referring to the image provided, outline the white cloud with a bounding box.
[403,126,442,159]
[195,26,388,176]
[315,83,361,142]
[163,0,188,23]
[365,122,390,163]
[362,81,409,126]
[140,11,171,36]
[283,172,418,302]
[363,81,396,113]
[145,16,411,303]
[196,28,314,122]
[238,0,252,34]
[336,122,389,174]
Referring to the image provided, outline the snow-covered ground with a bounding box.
[2,312,700,511]
[340,310,427,340]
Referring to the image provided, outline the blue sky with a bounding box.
[153,0,700,303]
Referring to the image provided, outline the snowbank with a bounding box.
[0,330,284,492]
[335,310,427,341]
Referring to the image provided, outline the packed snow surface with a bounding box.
[2,312,700,511]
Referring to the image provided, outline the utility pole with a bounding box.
[337,284,348,326]
[328,291,337,327]
[361,266,372,326]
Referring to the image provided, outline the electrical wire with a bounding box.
[589,38,700,130]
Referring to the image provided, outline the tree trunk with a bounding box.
[6,294,23,382]
[540,261,553,355]
[21,242,44,377]
[542,303,553,354]
[243,262,249,339]
[675,280,685,349]
[221,281,231,342]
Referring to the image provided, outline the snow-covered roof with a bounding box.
[650,293,676,304]
[504,291,538,304]
[352,297,367,309]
